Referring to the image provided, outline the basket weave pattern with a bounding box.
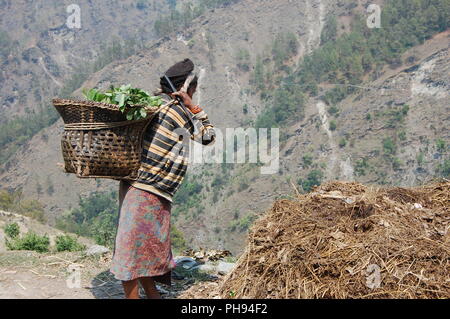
[53,98,158,180]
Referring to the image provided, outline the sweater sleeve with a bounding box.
[168,102,216,146]
[188,109,216,145]
[169,104,216,145]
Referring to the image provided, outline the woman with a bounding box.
[110,59,216,299]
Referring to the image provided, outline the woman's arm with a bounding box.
[170,91,216,146]
[187,107,216,145]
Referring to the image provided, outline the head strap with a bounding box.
[180,72,196,93]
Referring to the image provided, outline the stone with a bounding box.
[175,256,199,270]
[196,263,216,273]
[85,245,109,256]
[217,261,235,275]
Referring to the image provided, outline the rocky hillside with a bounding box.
[0,0,449,255]
[0,0,170,118]
[0,0,175,163]
[1,0,341,223]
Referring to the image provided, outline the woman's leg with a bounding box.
[119,180,130,209]
[139,277,161,299]
[122,279,140,299]
[117,181,135,299]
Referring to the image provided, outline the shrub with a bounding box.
[236,48,250,71]
[171,225,187,253]
[136,0,149,10]
[255,82,306,130]
[0,29,16,59]
[416,152,425,166]
[392,157,404,171]
[382,137,397,155]
[272,32,298,69]
[328,105,339,116]
[55,234,86,252]
[438,158,450,178]
[323,86,350,105]
[436,139,446,153]
[174,178,203,203]
[55,190,118,247]
[339,138,347,148]
[355,158,370,176]
[211,175,226,189]
[302,154,313,168]
[91,209,117,247]
[243,104,248,114]
[329,120,337,131]
[238,180,249,192]
[6,232,50,253]
[4,222,20,239]
[229,214,256,232]
[321,15,337,44]
[298,170,324,193]
[402,104,410,115]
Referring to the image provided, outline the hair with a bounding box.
[186,76,198,92]
[156,75,198,96]
[158,58,198,95]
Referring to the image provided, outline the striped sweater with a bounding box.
[129,97,215,202]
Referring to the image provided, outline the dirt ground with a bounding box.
[0,250,217,299]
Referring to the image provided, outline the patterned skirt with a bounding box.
[110,183,176,284]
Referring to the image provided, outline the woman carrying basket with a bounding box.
[110,58,216,299]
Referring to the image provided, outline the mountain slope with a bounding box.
[1,0,339,220]
[0,0,449,255]
[0,0,170,118]
[0,0,175,163]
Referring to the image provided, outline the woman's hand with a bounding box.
[170,91,195,109]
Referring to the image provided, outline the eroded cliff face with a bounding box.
[0,0,448,254]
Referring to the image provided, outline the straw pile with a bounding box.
[217,181,449,299]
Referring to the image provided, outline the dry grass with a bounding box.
[215,181,449,299]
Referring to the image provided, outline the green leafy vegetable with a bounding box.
[82,84,164,120]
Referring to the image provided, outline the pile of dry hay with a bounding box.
[217,181,449,299]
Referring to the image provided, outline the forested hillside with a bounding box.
[0,0,449,254]
[0,0,174,164]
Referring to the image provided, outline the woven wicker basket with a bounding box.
[52,98,160,180]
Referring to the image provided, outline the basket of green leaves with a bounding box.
[52,85,167,180]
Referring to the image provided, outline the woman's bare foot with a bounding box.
[122,279,140,299]
[139,277,161,299]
